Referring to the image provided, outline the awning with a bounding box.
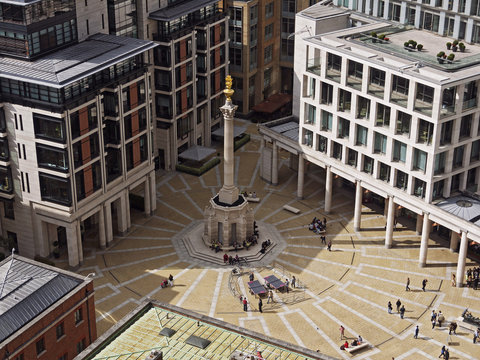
[252,93,292,114]
[211,126,246,138]
[178,145,216,161]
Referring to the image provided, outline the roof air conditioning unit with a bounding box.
[145,350,163,360]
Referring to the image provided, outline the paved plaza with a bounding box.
[59,119,480,360]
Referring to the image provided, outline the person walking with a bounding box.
[258,298,263,313]
[327,240,332,251]
[387,301,393,314]
[432,318,436,329]
[396,299,402,313]
[285,279,290,293]
[406,277,411,291]
[243,297,248,312]
[437,311,445,327]
[474,328,479,343]
[267,290,273,304]
[438,345,445,358]
[400,305,405,319]
[168,274,174,287]
[339,325,345,340]
[249,272,254,282]
[414,325,419,339]
[292,276,296,288]
[321,235,326,244]
[444,348,450,360]
[422,278,428,291]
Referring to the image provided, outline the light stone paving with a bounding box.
[56,119,480,359]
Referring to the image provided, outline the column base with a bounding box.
[449,248,457,253]
[297,196,304,200]
[419,262,426,268]
[354,226,360,232]
[385,243,392,249]
[455,282,464,288]
[416,231,421,235]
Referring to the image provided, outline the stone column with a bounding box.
[450,231,459,252]
[99,206,106,249]
[354,181,362,232]
[419,212,430,267]
[260,138,266,179]
[455,231,468,287]
[385,196,395,248]
[144,177,151,217]
[76,220,83,264]
[272,141,278,185]
[105,203,113,246]
[66,222,80,268]
[297,153,304,199]
[150,171,157,214]
[416,213,423,235]
[218,95,239,204]
[325,166,333,214]
[125,190,131,229]
[118,194,128,235]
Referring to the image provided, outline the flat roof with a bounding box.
[0,255,85,343]
[0,34,157,88]
[79,302,335,360]
[0,0,42,5]
[149,0,218,21]
[300,4,348,20]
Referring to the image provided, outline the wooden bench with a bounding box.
[246,197,260,203]
[283,205,300,214]
[344,342,370,354]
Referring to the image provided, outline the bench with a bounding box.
[283,205,300,214]
[246,197,260,203]
[455,317,478,332]
[344,342,370,354]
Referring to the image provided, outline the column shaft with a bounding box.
[272,141,278,185]
[325,166,333,214]
[118,194,128,234]
[150,172,157,213]
[385,196,395,248]
[455,231,468,287]
[99,206,106,249]
[297,154,304,199]
[223,115,234,187]
[416,214,423,235]
[76,220,83,264]
[66,222,79,268]
[105,203,113,246]
[450,231,459,252]
[125,190,131,229]
[419,213,430,267]
[144,177,151,217]
[353,181,362,232]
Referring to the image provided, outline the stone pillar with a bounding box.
[76,220,83,264]
[260,138,266,179]
[150,171,157,214]
[218,97,239,204]
[450,231,460,252]
[144,177,151,217]
[354,181,362,232]
[33,215,48,257]
[325,166,333,214]
[455,231,468,287]
[272,141,278,185]
[66,222,80,268]
[384,197,389,216]
[419,213,430,267]
[105,203,113,246]
[118,194,128,235]
[385,196,395,248]
[98,206,106,249]
[297,153,304,199]
[416,213,423,235]
[125,190,131,229]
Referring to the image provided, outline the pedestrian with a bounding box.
[431,310,437,322]
[223,253,229,264]
[439,345,445,358]
[168,274,174,287]
[400,305,405,319]
[387,301,393,314]
[451,274,456,287]
[438,311,445,327]
[258,298,263,313]
[292,276,296,288]
[339,325,345,340]
[406,277,410,291]
[327,240,332,251]
[396,299,401,313]
[432,318,436,329]
[267,290,273,304]
[474,328,478,343]
[422,278,428,291]
[285,279,289,293]
[414,325,419,339]
[249,272,254,282]
[243,297,248,311]
[444,348,449,360]
[321,235,326,244]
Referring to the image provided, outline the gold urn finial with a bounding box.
[224,75,234,101]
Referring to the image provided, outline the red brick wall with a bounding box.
[3,282,97,360]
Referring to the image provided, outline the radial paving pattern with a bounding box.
[67,119,480,359]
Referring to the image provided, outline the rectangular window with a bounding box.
[396,111,411,136]
[321,110,332,131]
[453,146,464,168]
[415,83,434,115]
[471,140,480,163]
[20,172,25,192]
[264,24,273,41]
[393,140,407,162]
[36,338,45,355]
[418,119,434,144]
[266,2,274,18]
[347,60,363,90]
[395,170,408,190]
[434,152,446,174]
[338,117,350,139]
[374,132,387,154]
[75,308,83,324]
[19,115,23,130]
[33,113,66,143]
[391,75,409,107]
[264,44,273,64]
[368,68,386,97]
[347,148,358,167]
[441,86,456,116]
[3,200,14,219]
[305,104,316,125]
[303,129,313,146]
[56,322,65,340]
[326,53,342,82]
[338,89,351,112]
[363,155,374,174]
[356,96,370,119]
[22,144,26,160]
[14,114,18,130]
[37,145,69,172]
[39,173,71,206]
[413,149,427,172]
[379,162,390,182]
[463,81,478,110]
[321,82,333,105]
[356,125,368,146]
[440,120,453,145]
[433,180,444,200]
[413,178,426,198]
[86,19,89,35]
[333,142,342,160]
[77,338,86,354]
[376,103,390,126]
[460,114,472,138]
[317,135,328,153]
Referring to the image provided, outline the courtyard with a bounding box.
[61,119,480,360]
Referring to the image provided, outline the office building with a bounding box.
[0,255,97,360]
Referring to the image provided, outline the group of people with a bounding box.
[309,217,327,234]
[431,310,446,328]
[224,253,241,265]
[260,239,271,254]
[465,267,480,289]
[160,274,174,288]
[387,299,406,319]
[339,331,363,351]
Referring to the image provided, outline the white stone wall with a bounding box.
[76,0,108,41]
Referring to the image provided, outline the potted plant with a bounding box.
[447,53,455,62]
[446,42,452,50]
[371,32,377,43]
[378,34,386,40]
[409,40,417,49]
[437,51,446,63]
[452,40,459,52]
[404,41,410,48]
[417,44,423,51]
[459,42,466,52]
